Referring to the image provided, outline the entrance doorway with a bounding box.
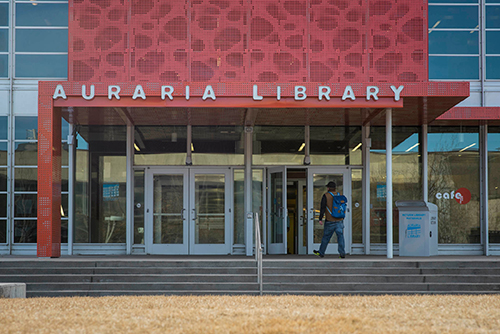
[267,167,351,255]
[145,168,232,255]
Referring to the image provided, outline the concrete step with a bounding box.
[26,282,259,292]
[0,267,257,275]
[28,290,261,298]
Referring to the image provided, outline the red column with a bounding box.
[37,82,62,257]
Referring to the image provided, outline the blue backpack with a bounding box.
[327,192,348,219]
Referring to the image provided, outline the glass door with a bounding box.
[307,167,351,255]
[189,169,231,255]
[145,169,188,255]
[267,167,287,254]
[297,180,307,255]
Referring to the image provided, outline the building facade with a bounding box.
[0,0,499,257]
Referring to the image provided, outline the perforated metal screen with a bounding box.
[69,0,428,84]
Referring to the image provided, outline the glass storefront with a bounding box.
[370,126,423,244]
[488,127,500,243]
[428,126,480,244]
[75,126,127,243]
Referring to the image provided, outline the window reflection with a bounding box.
[15,29,68,52]
[429,31,478,55]
[370,127,422,244]
[14,220,37,243]
[428,127,480,244]
[429,56,479,80]
[429,6,478,29]
[486,57,500,79]
[16,3,68,27]
[16,54,68,78]
[75,126,127,243]
[486,6,500,28]
[253,126,304,165]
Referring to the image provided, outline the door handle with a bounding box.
[181,208,186,221]
[192,208,197,220]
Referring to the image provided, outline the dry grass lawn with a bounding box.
[1,295,500,333]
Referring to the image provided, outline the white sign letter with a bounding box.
[108,85,121,100]
[295,86,307,101]
[82,85,95,101]
[161,86,174,100]
[318,86,331,101]
[366,86,379,101]
[276,86,281,101]
[436,193,442,199]
[253,85,263,101]
[185,86,190,100]
[53,84,67,100]
[132,85,146,100]
[342,86,356,101]
[390,85,404,101]
[202,85,216,100]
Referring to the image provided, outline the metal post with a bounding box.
[186,125,192,165]
[362,125,371,254]
[67,122,75,255]
[304,125,311,165]
[481,124,489,255]
[245,127,253,256]
[386,108,393,258]
[126,125,134,255]
[422,124,428,202]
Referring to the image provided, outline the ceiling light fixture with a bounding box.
[352,143,362,152]
[405,143,419,152]
[459,143,476,152]
[298,143,305,152]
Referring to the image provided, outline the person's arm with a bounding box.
[318,194,327,225]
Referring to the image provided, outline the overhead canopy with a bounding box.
[39,81,470,127]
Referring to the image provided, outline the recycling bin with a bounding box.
[396,200,438,257]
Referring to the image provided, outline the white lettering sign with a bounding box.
[108,85,121,100]
[53,84,67,100]
[161,85,174,100]
[132,85,146,100]
[342,86,356,101]
[295,86,307,101]
[253,85,263,101]
[202,85,216,100]
[82,85,95,100]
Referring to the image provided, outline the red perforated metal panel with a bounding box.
[69,0,428,84]
[37,82,61,258]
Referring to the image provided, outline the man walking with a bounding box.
[313,181,346,258]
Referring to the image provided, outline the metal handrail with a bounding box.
[254,212,263,296]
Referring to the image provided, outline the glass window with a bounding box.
[429,31,478,54]
[192,126,244,165]
[429,6,478,29]
[0,193,6,217]
[486,6,500,28]
[0,142,7,166]
[486,57,500,79]
[0,4,8,26]
[428,126,480,244]
[0,54,7,77]
[0,168,6,191]
[233,169,263,245]
[14,220,36,243]
[75,125,127,243]
[16,54,67,78]
[310,126,362,165]
[0,29,7,52]
[16,3,68,27]
[0,116,6,140]
[253,126,304,165]
[488,127,500,243]
[15,116,37,140]
[0,220,5,243]
[15,142,37,166]
[14,194,37,218]
[16,29,68,52]
[429,56,479,80]
[486,31,500,54]
[370,126,422,244]
[134,126,187,166]
[430,0,478,2]
[14,168,37,191]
